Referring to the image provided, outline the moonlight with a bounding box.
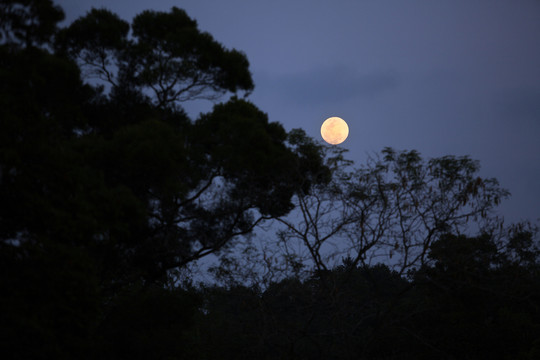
[321,117,349,145]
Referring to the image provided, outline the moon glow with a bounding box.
[321,117,349,145]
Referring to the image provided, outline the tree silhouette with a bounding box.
[1,1,327,286]
[0,0,64,47]
[55,7,253,106]
[197,229,540,359]
[0,2,328,358]
[274,145,509,276]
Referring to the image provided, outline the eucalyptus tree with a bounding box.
[55,7,253,107]
[0,1,333,358]
[1,1,329,289]
[274,145,509,276]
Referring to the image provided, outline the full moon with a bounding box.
[321,117,349,145]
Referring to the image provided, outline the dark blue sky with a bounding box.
[57,0,540,224]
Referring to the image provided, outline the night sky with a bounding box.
[57,0,540,224]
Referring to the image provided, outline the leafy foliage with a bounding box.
[197,231,540,359]
[273,145,509,277]
[0,0,64,47]
[55,7,253,107]
[0,2,326,358]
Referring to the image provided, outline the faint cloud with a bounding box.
[257,66,399,105]
[495,87,540,125]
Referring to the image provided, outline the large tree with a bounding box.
[272,145,509,276]
[1,2,327,286]
[0,2,327,358]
